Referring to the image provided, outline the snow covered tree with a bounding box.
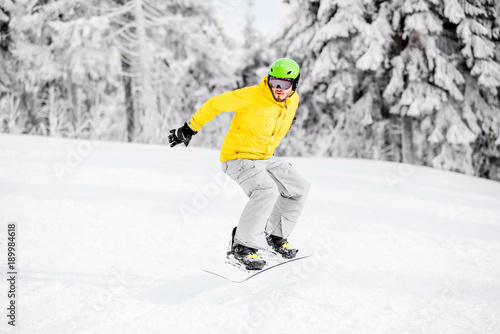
[1,0,238,146]
[275,0,394,159]
[156,0,238,148]
[0,0,18,133]
[441,0,500,177]
[385,0,500,176]
[3,0,124,139]
[108,0,238,144]
[273,0,500,179]
[107,0,169,142]
[385,0,467,166]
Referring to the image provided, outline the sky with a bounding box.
[213,0,292,44]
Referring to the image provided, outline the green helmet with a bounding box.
[268,58,300,80]
[268,58,300,91]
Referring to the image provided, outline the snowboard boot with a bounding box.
[266,234,298,259]
[227,227,266,271]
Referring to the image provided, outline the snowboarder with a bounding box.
[169,58,310,270]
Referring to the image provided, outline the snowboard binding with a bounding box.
[227,227,266,271]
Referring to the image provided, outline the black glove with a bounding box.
[168,122,197,147]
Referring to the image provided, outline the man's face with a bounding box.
[271,85,293,102]
[269,76,295,102]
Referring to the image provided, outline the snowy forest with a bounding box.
[0,0,499,180]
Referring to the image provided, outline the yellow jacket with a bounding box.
[188,76,299,162]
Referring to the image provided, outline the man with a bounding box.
[169,58,310,270]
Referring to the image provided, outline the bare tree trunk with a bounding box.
[402,115,415,164]
[489,157,499,181]
[134,0,155,143]
[122,59,134,142]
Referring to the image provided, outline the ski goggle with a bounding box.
[268,76,293,90]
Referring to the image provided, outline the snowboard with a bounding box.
[203,243,312,283]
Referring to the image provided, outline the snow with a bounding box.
[1,133,500,334]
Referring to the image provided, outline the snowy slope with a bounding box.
[1,133,499,334]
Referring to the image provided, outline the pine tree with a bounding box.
[448,0,500,177]
[275,0,393,159]
[3,0,124,139]
[109,0,238,144]
[6,0,74,136]
[274,0,500,179]
[0,0,18,133]
[160,0,238,148]
[1,0,238,145]
[387,0,500,176]
[109,0,167,142]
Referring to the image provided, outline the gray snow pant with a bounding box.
[221,156,310,250]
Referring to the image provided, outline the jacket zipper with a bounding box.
[270,101,288,138]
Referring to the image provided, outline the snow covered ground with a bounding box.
[1,133,499,334]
